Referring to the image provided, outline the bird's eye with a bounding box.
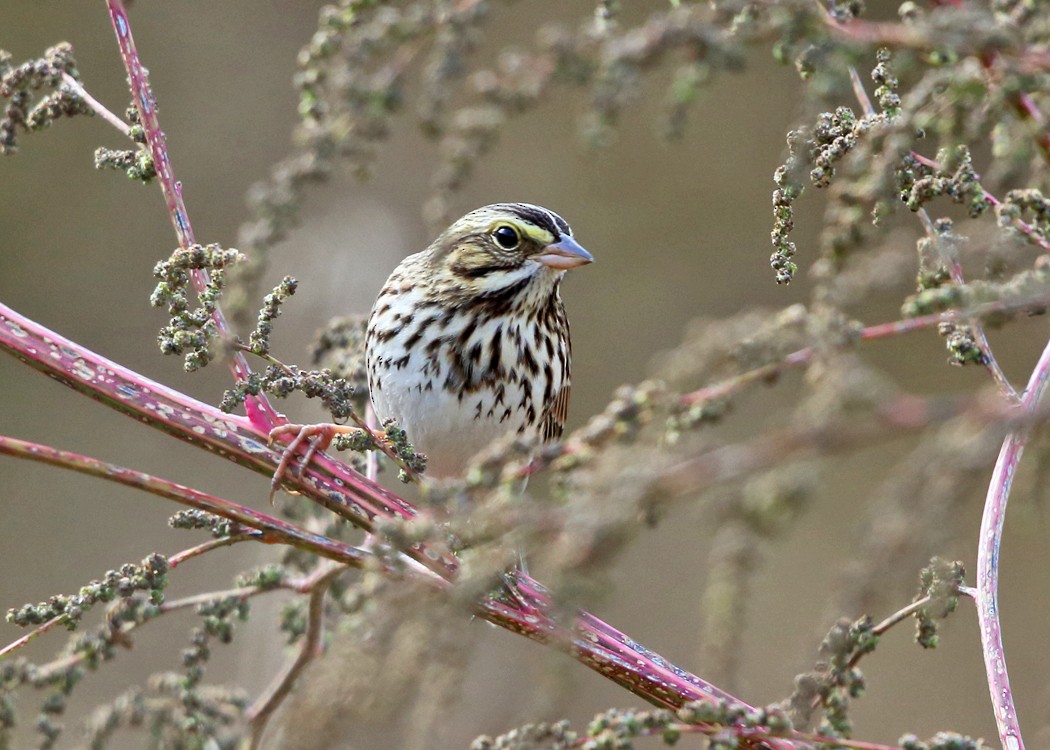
[492,225,520,250]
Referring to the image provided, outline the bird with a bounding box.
[365,202,593,477]
[268,202,593,493]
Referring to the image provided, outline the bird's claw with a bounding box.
[267,423,345,504]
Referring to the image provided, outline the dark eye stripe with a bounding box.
[452,263,506,279]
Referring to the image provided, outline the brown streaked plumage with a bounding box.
[365,203,593,477]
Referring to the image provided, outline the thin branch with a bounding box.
[970,185,1050,254]
[0,614,70,659]
[842,593,942,672]
[28,583,277,683]
[245,563,347,748]
[168,535,256,569]
[576,720,904,750]
[679,291,1050,409]
[244,409,386,747]
[660,393,976,499]
[917,208,1019,403]
[868,594,933,639]
[105,0,281,431]
[848,66,875,117]
[60,72,131,137]
[0,533,260,655]
[0,435,371,569]
[158,585,268,615]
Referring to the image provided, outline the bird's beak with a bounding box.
[534,235,594,270]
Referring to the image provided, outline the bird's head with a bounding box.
[426,203,593,299]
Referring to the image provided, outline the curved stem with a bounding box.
[975,336,1050,750]
[245,563,346,747]
[168,535,255,568]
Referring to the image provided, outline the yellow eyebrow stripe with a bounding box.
[490,220,554,246]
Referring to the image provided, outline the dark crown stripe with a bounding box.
[502,203,571,238]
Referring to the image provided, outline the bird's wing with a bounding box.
[540,382,570,442]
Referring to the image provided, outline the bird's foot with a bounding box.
[267,423,355,504]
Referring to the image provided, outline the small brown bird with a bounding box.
[268,203,592,494]
[365,203,593,477]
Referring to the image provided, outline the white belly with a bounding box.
[368,316,555,477]
[371,371,529,476]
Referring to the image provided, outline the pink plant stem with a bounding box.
[60,72,130,136]
[0,302,779,733]
[0,614,68,659]
[0,301,434,567]
[975,335,1050,750]
[105,0,279,431]
[0,435,369,569]
[167,535,254,568]
[503,575,796,750]
[680,293,1050,408]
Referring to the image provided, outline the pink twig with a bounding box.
[0,435,369,569]
[0,614,69,659]
[0,300,452,577]
[975,336,1050,750]
[167,535,254,568]
[60,72,130,137]
[679,292,1050,409]
[105,0,280,431]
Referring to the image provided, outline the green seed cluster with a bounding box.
[679,700,794,747]
[0,43,85,155]
[771,139,805,285]
[235,564,287,591]
[150,244,244,371]
[899,146,990,216]
[381,420,427,480]
[471,719,575,750]
[221,364,356,422]
[899,732,984,750]
[550,381,664,473]
[872,48,900,118]
[770,46,902,286]
[588,707,678,748]
[788,616,877,738]
[902,256,1050,320]
[169,509,250,539]
[94,145,156,182]
[937,322,986,367]
[997,188,1050,248]
[247,275,298,356]
[6,554,168,628]
[914,557,964,649]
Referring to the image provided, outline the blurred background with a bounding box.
[3,2,1050,749]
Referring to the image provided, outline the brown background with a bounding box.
[2,2,1050,749]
